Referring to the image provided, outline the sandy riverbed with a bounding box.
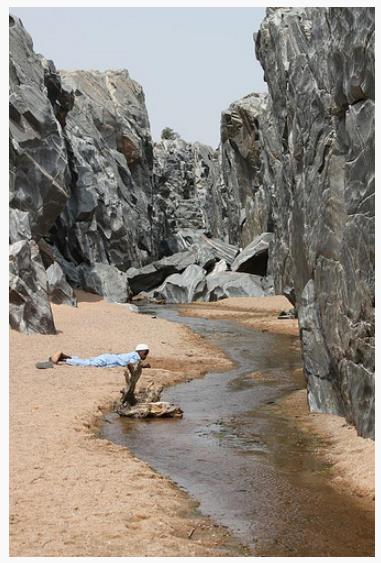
[9,293,374,556]
[180,296,375,505]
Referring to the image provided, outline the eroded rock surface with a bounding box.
[231,232,273,276]
[256,7,375,437]
[53,69,155,274]
[9,240,56,334]
[9,15,73,244]
[46,262,77,306]
[220,93,272,247]
[151,264,207,304]
[153,137,227,244]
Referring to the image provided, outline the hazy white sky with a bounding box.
[10,7,267,148]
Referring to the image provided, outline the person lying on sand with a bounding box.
[48,343,150,369]
[36,344,150,406]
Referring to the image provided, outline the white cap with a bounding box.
[135,343,149,351]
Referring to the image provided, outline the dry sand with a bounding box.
[180,295,300,336]
[9,291,243,557]
[9,293,374,556]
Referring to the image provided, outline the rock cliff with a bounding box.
[53,69,155,277]
[9,15,75,333]
[153,137,227,248]
[219,92,272,247]
[255,7,375,437]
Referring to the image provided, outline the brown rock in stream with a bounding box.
[117,401,183,418]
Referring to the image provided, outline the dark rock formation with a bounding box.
[153,137,227,243]
[76,263,131,303]
[231,232,273,276]
[53,69,155,275]
[126,250,197,295]
[9,15,74,245]
[9,240,56,334]
[160,228,239,266]
[151,264,207,304]
[9,15,75,334]
[219,93,272,247]
[127,233,240,296]
[205,272,265,301]
[46,262,77,306]
[256,7,375,437]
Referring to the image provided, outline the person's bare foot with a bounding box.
[49,351,71,364]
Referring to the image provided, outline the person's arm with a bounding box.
[121,361,143,406]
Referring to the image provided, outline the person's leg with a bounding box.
[65,354,114,367]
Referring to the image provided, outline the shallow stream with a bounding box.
[100,305,374,556]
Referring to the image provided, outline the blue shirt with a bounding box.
[66,351,141,368]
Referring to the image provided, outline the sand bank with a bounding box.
[9,292,243,557]
[9,293,374,556]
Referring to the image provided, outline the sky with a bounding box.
[10,7,267,148]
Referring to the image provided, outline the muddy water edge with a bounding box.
[99,304,375,557]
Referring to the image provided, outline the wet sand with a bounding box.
[9,293,374,556]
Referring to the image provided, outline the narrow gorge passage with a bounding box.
[100,306,374,557]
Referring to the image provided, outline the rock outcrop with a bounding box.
[53,69,155,274]
[46,262,77,306]
[153,137,228,245]
[9,15,74,244]
[9,15,74,334]
[256,7,375,437]
[231,232,273,276]
[9,240,56,334]
[151,264,207,304]
[219,93,272,247]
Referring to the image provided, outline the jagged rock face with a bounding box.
[153,137,229,246]
[52,69,155,273]
[220,93,273,247]
[205,272,265,301]
[231,232,273,276]
[46,262,77,306]
[256,7,375,437]
[9,240,56,334]
[9,15,73,244]
[152,264,207,304]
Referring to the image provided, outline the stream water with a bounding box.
[100,305,374,556]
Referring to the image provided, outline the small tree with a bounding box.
[161,127,179,140]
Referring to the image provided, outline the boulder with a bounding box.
[231,232,274,276]
[160,229,239,266]
[77,263,131,303]
[117,401,183,418]
[205,271,265,301]
[210,259,228,275]
[127,250,197,294]
[46,262,77,306]
[9,240,56,334]
[151,264,207,304]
